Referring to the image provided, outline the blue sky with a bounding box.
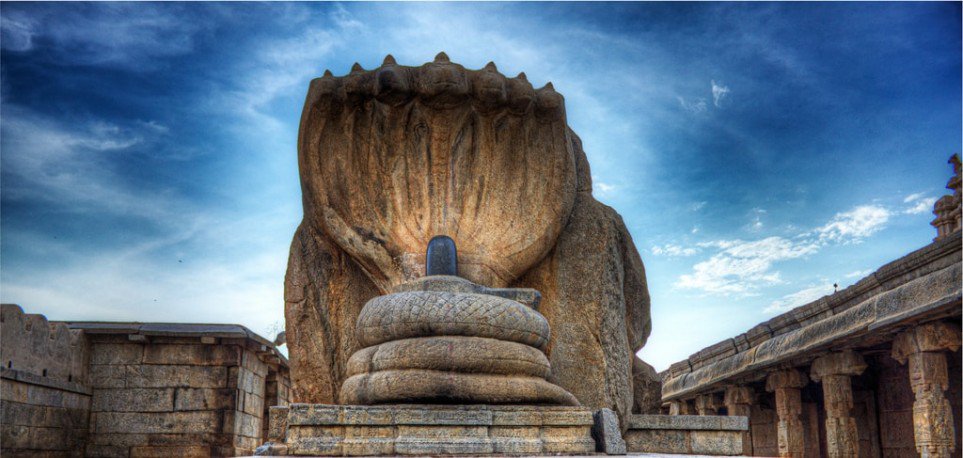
[1,2,960,371]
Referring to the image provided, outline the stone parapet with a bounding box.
[623,414,748,456]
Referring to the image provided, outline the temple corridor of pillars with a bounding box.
[665,321,961,457]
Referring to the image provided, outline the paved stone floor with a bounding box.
[243,455,742,457]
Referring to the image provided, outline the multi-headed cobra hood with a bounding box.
[298,53,591,291]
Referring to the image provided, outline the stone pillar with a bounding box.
[892,322,962,458]
[766,369,809,457]
[695,393,723,416]
[725,385,755,456]
[668,399,694,415]
[810,351,868,458]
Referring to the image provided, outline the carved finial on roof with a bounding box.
[931,153,962,241]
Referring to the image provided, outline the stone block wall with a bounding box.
[1,305,290,457]
[83,335,272,457]
[1,304,91,457]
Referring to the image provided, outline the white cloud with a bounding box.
[676,202,897,298]
[763,284,830,314]
[595,182,617,195]
[902,193,937,215]
[678,96,707,114]
[711,80,730,107]
[690,201,707,212]
[747,207,766,231]
[0,14,36,52]
[816,205,890,243]
[903,192,926,203]
[0,4,201,69]
[677,236,817,294]
[651,244,699,257]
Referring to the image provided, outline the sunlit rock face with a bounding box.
[285,53,655,427]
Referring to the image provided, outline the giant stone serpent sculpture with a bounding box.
[285,53,657,425]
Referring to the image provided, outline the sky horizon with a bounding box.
[1,2,960,371]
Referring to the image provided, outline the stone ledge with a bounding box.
[627,415,748,431]
[0,367,92,396]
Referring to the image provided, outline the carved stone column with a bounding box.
[668,399,694,415]
[695,393,723,416]
[811,351,868,458]
[892,321,962,458]
[766,369,809,457]
[725,385,755,456]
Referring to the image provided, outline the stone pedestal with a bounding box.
[766,369,809,457]
[260,404,602,456]
[623,414,749,456]
[892,321,962,458]
[725,385,754,456]
[811,351,867,458]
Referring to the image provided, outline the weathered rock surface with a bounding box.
[285,54,652,424]
[632,356,663,414]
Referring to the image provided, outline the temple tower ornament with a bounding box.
[931,154,962,240]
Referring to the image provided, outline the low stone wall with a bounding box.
[1,368,92,457]
[1,304,91,457]
[623,415,748,456]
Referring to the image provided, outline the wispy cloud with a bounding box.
[676,203,894,296]
[902,193,937,215]
[763,284,831,314]
[594,182,617,196]
[678,96,708,114]
[0,105,177,220]
[816,205,890,243]
[711,80,730,107]
[677,236,818,294]
[651,244,699,257]
[0,4,202,69]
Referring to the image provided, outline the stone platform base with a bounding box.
[624,415,748,456]
[259,404,607,456]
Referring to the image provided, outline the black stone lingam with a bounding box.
[426,235,458,276]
